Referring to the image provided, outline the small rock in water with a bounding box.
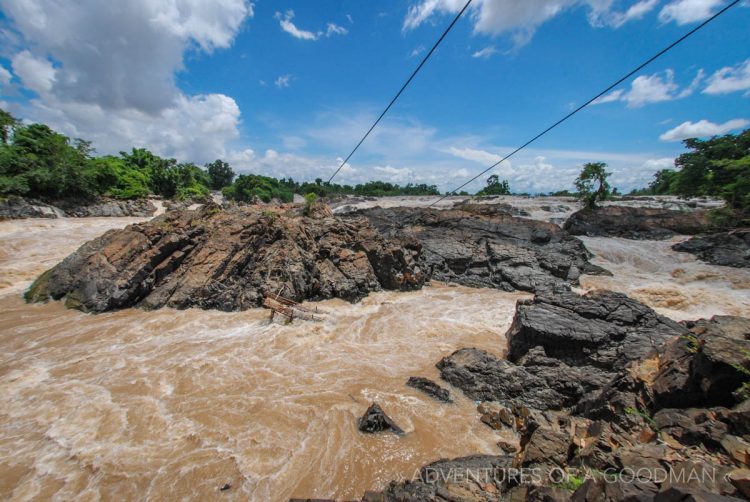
[219,482,231,491]
[406,376,452,403]
[358,403,404,434]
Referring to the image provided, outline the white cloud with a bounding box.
[0,64,12,86]
[604,0,660,27]
[275,74,292,88]
[624,70,679,107]
[703,59,750,96]
[471,45,497,58]
[325,23,348,36]
[404,0,658,48]
[275,10,319,40]
[658,0,724,24]
[0,0,252,162]
[275,10,348,41]
[592,89,624,104]
[27,93,241,163]
[410,45,426,57]
[445,146,503,165]
[659,118,750,141]
[592,69,703,108]
[11,50,55,93]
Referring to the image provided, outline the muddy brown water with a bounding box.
[0,214,748,501]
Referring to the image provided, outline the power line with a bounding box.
[326,0,473,184]
[429,0,740,207]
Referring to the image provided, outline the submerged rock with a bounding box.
[358,403,404,434]
[672,230,750,268]
[405,376,452,403]
[26,204,426,312]
[351,204,609,294]
[563,206,713,240]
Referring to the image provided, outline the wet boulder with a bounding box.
[406,376,452,403]
[673,230,750,268]
[506,289,687,371]
[358,403,404,435]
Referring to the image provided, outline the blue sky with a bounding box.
[0,0,748,193]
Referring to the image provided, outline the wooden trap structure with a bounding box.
[262,292,327,322]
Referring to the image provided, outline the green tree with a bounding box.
[574,162,611,209]
[206,159,235,190]
[476,174,511,196]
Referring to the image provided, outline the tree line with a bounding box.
[1,108,747,211]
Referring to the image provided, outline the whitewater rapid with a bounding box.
[0,203,747,500]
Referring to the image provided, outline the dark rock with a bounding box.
[358,403,404,434]
[655,485,743,501]
[219,483,231,491]
[372,454,513,501]
[652,315,750,410]
[406,376,452,403]
[673,231,750,268]
[350,205,610,294]
[572,477,659,502]
[654,408,728,450]
[478,402,516,430]
[563,206,713,240]
[520,426,571,467]
[507,289,686,371]
[25,205,426,312]
[437,347,608,411]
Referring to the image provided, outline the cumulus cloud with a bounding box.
[11,50,55,93]
[404,0,659,47]
[659,118,750,141]
[275,10,348,41]
[604,0,660,27]
[0,0,253,162]
[592,69,703,107]
[658,0,724,24]
[703,59,750,96]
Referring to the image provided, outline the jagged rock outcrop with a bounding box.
[0,195,156,219]
[25,204,426,312]
[350,205,609,294]
[362,291,750,501]
[506,289,686,370]
[358,403,404,434]
[563,206,713,240]
[673,230,750,268]
[437,290,686,411]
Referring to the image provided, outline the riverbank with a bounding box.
[0,199,748,500]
